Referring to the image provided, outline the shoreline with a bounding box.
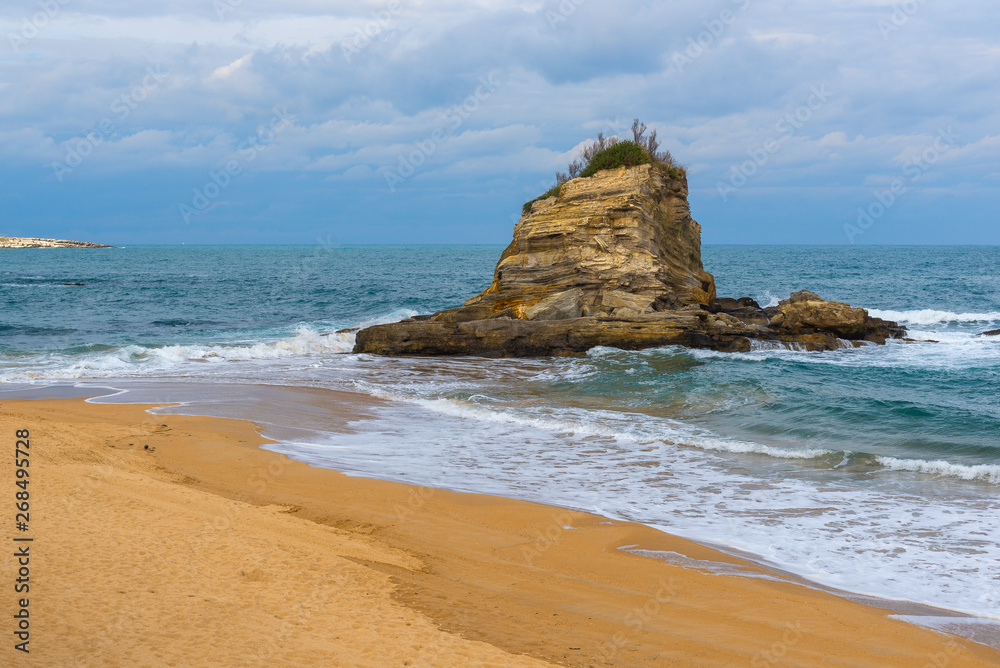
[2,395,998,666]
[0,236,113,248]
[84,379,1000,624]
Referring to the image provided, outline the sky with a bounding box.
[0,0,997,245]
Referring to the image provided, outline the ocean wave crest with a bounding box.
[353,384,832,460]
[0,308,426,383]
[355,384,1000,484]
[1,325,358,382]
[875,456,1000,484]
[869,309,1000,326]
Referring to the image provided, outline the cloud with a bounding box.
[0,0,997,243]
[210,53,252,80]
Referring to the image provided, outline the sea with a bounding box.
[2,245,999,645]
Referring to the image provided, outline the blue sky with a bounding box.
[1,0,997,245]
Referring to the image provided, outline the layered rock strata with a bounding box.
[465,164,716,317]
[355,292,905,357]
[355,165,905,357]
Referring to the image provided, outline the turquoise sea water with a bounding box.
[2,245,999,628]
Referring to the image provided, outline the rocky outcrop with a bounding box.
[0,236,112,248]
[768,291,867,339]
[355,292,905,357]
[979,329,1000,337]
[712,291,905,346]
[354,165,905,358]
[465,164,716,318]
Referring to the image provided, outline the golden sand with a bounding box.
[1,397,997,667]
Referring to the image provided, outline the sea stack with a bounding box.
[355,160,904,357]
[466,164,716,319]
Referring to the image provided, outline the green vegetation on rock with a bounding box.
[521,183,564,214]
[522,119,686,215]
[576,141,651,179]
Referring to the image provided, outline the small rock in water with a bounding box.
[780,290,824,306]
[979,329,1000,337]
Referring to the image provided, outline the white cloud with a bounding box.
[0,0,996,216]
[210,54,252,80]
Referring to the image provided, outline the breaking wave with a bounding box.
[875,456,1000,484]
[869,309,1000,326]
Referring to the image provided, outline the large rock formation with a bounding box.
[466,164,716,318]
[354,165,905,357]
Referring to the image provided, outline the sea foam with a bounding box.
[875,456,1000,484]
[0,307,426,383]
[249,387,1000,621]
[353,383,836,461]
[869,309,1000,326]
[0,326,354,382]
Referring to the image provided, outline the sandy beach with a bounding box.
[1,395,998,667]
